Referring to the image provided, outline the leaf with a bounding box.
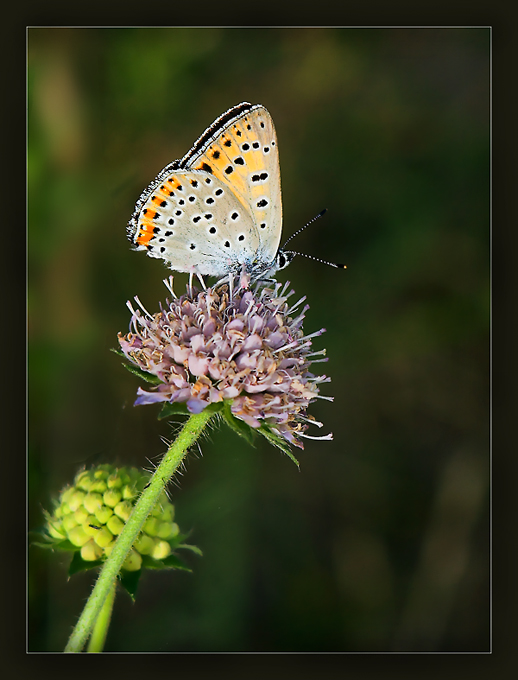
[53,539,82,552]
[122,362,163,385]
[258,425,300,467]
[159,554,192,571]
[139,552,192,572]
[221,402,256,446]
[28,529,55,548]
[29,530,80,552]
[178,543,203,557]
[158,402,190,419]
[118,568,142,600]
[68,552,103,576]
[159,400,224,421]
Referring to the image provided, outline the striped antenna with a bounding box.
[281,209,328,248]
[285,250,346,269]
[281,209,346,269]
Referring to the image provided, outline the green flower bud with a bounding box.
[68,525,90,547]
[94,505,113,525]
[122,549,142,572]
[106,514,125,536]
[67,490,86,512]
[62,514,78,532]
[83,492,103,515]
[83,516,102,536]
[47,521,65,540]
[152,540,171,560]
[122,484,137,501]
[93,527,114,549]
[90,479,108,494]
[43,464,195,573]
[81,539,103,562]
[73,506,89,524]
[114,500,133,522]
[103,488,122,508]
[76,471,94,492]
[107,473,123,489]
[157,521,179,540]
[143,517,159,536]
[134,534,155,555]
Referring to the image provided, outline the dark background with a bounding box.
[28,27,489,652]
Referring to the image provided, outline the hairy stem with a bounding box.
[65,409,215,653]
[86,580,116,652]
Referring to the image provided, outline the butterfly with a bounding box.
[127,102,345,280]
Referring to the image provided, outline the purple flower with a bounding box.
[118,275,333,450]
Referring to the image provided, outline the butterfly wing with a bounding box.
[179,103,283,265]
[128,168,262,277]
[128,103,283,277]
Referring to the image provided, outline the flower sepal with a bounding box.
[122,361,164,385]
[29,528,78,553]
[69,550,104,576]
[221,401,257,446]
[111,347,164,385]
[158,400,224,420]
[257,425,300,467]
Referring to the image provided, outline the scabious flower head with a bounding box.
[118,275,333,450]
[43,464,184,572]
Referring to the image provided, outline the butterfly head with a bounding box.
[275,249,297,272]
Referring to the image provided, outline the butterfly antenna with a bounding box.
[286,251,347,269]
[281,209,328,248]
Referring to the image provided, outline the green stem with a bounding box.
[64,409,216,653]
[87,580,115,652]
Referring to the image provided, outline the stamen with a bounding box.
[300,432,333,441]
[287,296,307,316]
[133,296,154,320]
[299,328,326,343]
[163,276,177,299]
[279,279,291,298]
[306,349,327,357]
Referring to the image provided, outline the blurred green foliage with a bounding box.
[28,27,489,652]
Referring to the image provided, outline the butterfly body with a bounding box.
[128,102,292,280]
